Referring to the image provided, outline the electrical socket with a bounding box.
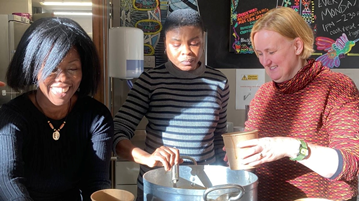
[144,56,156,68]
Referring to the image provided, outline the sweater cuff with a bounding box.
[112,134,130,156]
[329,149,343,180]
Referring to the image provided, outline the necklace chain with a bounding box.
[35,92,71,141]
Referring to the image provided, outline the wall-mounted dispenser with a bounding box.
[108,27,144,79]
[108,27,145,191]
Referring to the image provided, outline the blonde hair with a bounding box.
[250,7,314,59]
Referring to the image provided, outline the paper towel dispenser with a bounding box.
[108,27,144,79]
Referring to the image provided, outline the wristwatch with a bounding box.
[290,139,309,161]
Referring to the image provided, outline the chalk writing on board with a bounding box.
[314,0,359,68]
[230,0,359,68]
[230,0,271,54]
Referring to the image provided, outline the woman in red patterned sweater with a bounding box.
[234,7,359,201]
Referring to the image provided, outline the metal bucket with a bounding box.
[143,165,258,201]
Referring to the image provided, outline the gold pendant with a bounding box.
[53,131,60,140]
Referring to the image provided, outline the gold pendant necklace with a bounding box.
[35,92,71,141]
[48,120,66,140]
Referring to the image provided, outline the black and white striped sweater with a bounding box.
[113,61,230,189]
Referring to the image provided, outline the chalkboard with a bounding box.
[198,0,359,69]
[313,0,359,68]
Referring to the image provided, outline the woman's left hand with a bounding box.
[236,137,299,167]
[222,146,229,166]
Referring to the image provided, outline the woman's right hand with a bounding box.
[146,146,182,171]
[0,81,5,87]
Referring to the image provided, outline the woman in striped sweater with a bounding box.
[233,7,359,200]
[113,8,230,201]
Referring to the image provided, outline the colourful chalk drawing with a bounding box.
[231,0,316,54]
[231,7,267,54]
[118,0,162,56]
[144,43,155,55]
[230,0,241,53]
[315,33,359,68]
[229,0,358,67]
[283,0,292,7]
[133,0,159,11]
[277,0,315,25]
[135,19,162,35]
[168,0,198,12]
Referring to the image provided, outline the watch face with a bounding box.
[300,149,308,156]
[290,140,309,161]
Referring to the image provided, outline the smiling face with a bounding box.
[37,47,82,106]
[254,29,304,83]
[165,26,204,71]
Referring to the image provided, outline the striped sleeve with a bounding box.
[211,70,230,165]
[112,70,154,154]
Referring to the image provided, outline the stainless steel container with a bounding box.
[143,165,258,201]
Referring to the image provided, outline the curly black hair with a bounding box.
[163,8,204,35]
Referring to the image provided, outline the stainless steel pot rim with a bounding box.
[143,165,258,192]
[143,183,206,195]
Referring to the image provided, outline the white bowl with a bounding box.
[90,189,135,201]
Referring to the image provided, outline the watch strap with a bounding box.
[290,139,309,161]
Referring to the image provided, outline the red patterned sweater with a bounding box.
[245,60,359,200]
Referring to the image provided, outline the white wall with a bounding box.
[0,0,32,15]
[220,69,249,128]
[32,13,93,39]
[331,69,359,88]
[0,0,92,37]
[61,16,92,37]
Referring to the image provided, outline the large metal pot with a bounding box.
[143,165,258,201]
